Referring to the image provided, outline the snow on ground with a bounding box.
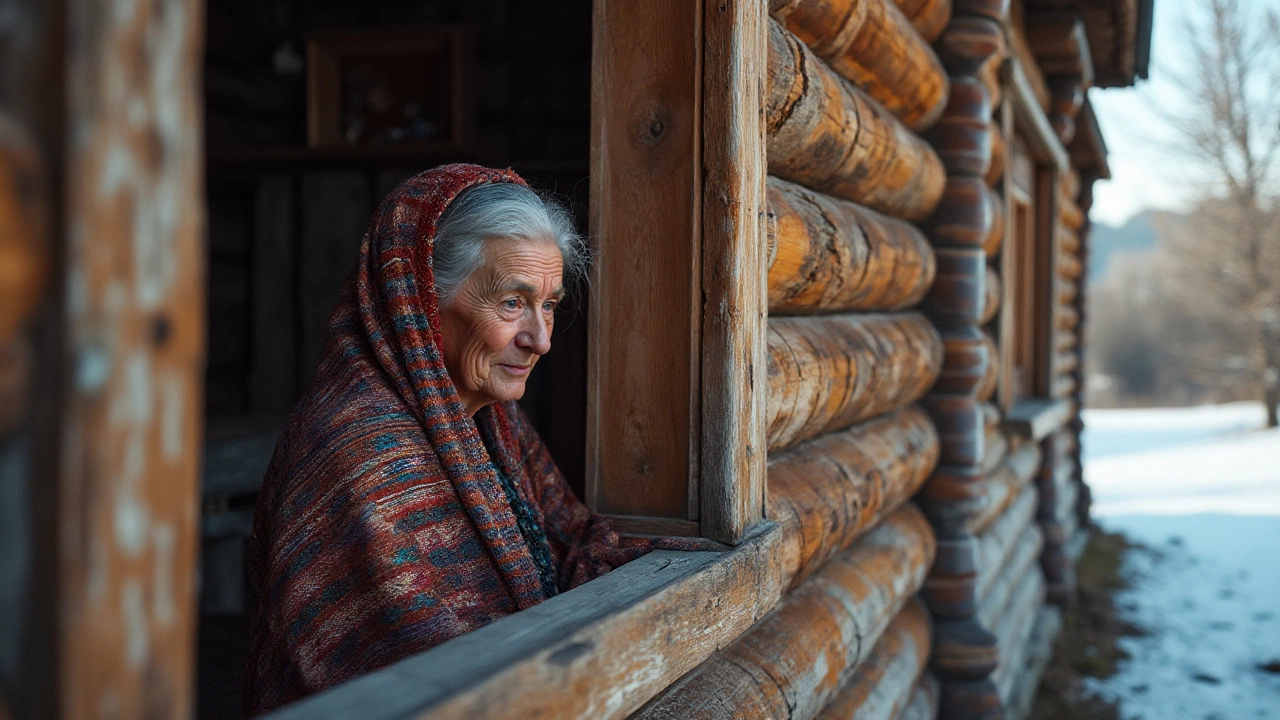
[1081,403,1280,719]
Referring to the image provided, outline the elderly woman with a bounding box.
[243,165,695,714]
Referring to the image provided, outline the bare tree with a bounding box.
[1159,0,1280,426]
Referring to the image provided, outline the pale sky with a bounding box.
[1088,0,1280,226]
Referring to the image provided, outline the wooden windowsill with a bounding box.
[263,521,783,720]
[1003,397,1070,442]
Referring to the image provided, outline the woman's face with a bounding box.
[438,236,564,416]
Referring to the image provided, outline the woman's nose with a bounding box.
[517,314,552,355]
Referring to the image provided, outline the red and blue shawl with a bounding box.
[243,164,689,715]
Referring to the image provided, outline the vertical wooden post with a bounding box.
[588,0,703,533]
[4,0,207,717]
[699,0,767,543]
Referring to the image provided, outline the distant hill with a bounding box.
[1088,211,1160,281]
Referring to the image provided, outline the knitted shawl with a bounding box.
[243,164,685,715]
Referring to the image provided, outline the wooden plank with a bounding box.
[588,0,701,522]
[700,0,768,543]
[890,0,953,43]
[1005,3,1050,111]
[769,406,938,587]
[265,526,787,720]
[767,177,936,314]
[766,313,943,451]
[249,175,298,412]
[813,599,932,720]
[1003,398,1070,442]
[772,0,950,131]
[974,484,1039,603]
[1007,58,1069,171]
[976,523,1044,632]
[634,506,935,720]
[49,0,206,716]
[765,19,946,222]
[968,440,1041,535]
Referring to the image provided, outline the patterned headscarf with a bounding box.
[243,164,683,714]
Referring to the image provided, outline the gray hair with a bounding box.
[432,183,587,305]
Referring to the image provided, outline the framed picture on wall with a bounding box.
[306,27,466,152]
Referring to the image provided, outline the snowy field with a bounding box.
[1081,403,1280,719]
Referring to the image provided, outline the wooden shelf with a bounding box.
[1003,397,1070,442]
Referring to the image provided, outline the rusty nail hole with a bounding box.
[152,315,172,346]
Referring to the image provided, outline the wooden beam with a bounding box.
[813,599,932,720]
[766,313,943,451]
[767,177,936,314]
[973,484,1039,605]
[768,406,938,587]
[588,0,702,523]
[891,0,954,43]
[771,0,950,131]
[634,506,935,720]
[765,20,946,222]
[976,524,1043,631]
[1006,57,1070,170]
[1003,397,1070,442]
[265,527,787,720]
[968,441,1041,535]
[700,0,768,543]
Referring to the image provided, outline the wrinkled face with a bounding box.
[438,236,564,417]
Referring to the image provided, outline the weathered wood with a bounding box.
[766,177,935,314]
[968,441,1040,536]
[634,506,935,720]
[813,599,932,720]
[766,20,946,221]
[1004,398,1070,442]
[767,313,943,451]
[701,0,769,543]
[895,674,941,720]
[769,406,938,587]
[1006,9,1050,112]
[976,524,1044,632]
[1005,607,1062,719]
[771,0,949,131]
[923,394,982,467]
[268,528,787,720]
[1057,279,1077,305]
[928,77,991,178]
[975,485,1039,604]
[1008,58,1070,171]
[984,188,1004,256]
[1054,327,1077,352]
[979,424,1008,476]
[589,0,701,522]
[1028,16,1095,86]
[1059,193,1084,231]
[1055,304,1079,329]
[991,568,1047,707]
[51,0,206,714]
[891,0,953,43]
[921,248,986,328]
[934,326,990,396]
[978,53,1003,113]
[934,16,1004,76]
[925,177,996,250]
[975,331,999,402]
[981,267,1001,325]
[985,120,1005,186]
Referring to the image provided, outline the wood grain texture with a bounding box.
[974,484,1039,604]
[766,313,944,451]
[769,406,938,587]
[56,0,206,714]
[772,0,950,131]
[895,674,941,720]
[968,440,1041,536]
[921,247,986,328]
[923,394,983,467]
[765,20,946,222]
[990,565,1047,706]
[985,120,1005,186]
[589,0,701,521]
[700,0,769,543]
[927,77,992,178]
[981,267,1001,325]
[923,176,994,248]
[983,188,1005,257]
[766,176,936,314]
[813,599,932,720]
[976,524,1044,633]
[975,331,999,402]
[891,0,953,42]
[1004,606,1061,719]
[934,326,990,396]
[269,528,788,720]
[633,506,936,720]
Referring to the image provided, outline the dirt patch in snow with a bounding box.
[1031,527,1144,720]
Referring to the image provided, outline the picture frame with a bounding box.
[305,26,466,153]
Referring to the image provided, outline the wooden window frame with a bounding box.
[586,0,767,544]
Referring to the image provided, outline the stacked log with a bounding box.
[771,0,950,131]
[634,506,935,720]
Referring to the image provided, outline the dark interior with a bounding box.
[199,1,592,716]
